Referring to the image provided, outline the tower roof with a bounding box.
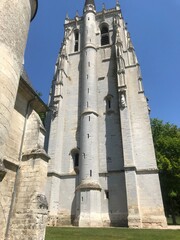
[30,0,38,21]
[84,0,96,9]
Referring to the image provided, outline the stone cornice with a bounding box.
[3,159,19,172]
[76,181,101,191]
[0,160,7,181]
[99,167,159,175]
[136,168,159,175]
[22,149,50,162]
[124,166,159,174]
[48,171,76,178]
[81,109,99,117]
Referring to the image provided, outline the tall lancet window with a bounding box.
[74,30,79,52]
[101,24,109,46]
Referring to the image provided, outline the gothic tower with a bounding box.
[46,0,167,228]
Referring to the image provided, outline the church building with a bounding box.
[46,0,167,228]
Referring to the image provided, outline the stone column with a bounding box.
[0,0,37,160]
[77,1,102,227]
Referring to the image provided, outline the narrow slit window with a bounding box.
[107,98,111,110]
[90,170,92,177]
[105,95,113,112]
[108,99,111,109]
[105,190,109,199]
[74,153,79,167]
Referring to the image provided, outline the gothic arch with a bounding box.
[70,148,79,173]
[100,23,110,46]
[104,94,114,112]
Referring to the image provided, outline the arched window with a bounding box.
[101,25,109,46]
[74,30,79,52]
[105,94,113,111]
[71,149,79,173]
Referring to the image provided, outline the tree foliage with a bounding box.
[151,118,180,224]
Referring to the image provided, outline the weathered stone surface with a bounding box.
[0,85,49,240]
[0,1,34,239]
[8,151,49,240]
[0,0,31,157]
[0,1,50,240]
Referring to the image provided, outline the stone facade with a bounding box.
[46,0,167,228]
[0,72,49,240]
[0,1,50,239]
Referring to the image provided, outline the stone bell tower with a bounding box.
[46,0,167,228]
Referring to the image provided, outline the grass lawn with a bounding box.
[45,227,180,240]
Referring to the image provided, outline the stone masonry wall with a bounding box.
[9,152,49,240]
[0,90,49,239]
[0,169,16,240]
[0,89,27,240]
[0,0,31,158]
[5,92,27,163]
[8,105,49,239]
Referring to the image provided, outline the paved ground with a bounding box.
[167,226,180,230]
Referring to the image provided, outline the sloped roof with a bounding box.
[20,67,48,113]
[21,67,33,87]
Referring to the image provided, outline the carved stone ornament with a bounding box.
[50,102,59,118]
[116,29,123,47]
[64,27,72,42]
[114,15,121,29]
[37,194,48,210]
[0,159,7,182]
[127,33,134,51]
[120,91,127,109]
[60,42,67,58]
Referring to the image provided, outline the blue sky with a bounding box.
[25,0,180,127]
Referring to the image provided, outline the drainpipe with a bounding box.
[5,97,36,240]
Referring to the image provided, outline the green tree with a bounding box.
[151,119,180,224]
